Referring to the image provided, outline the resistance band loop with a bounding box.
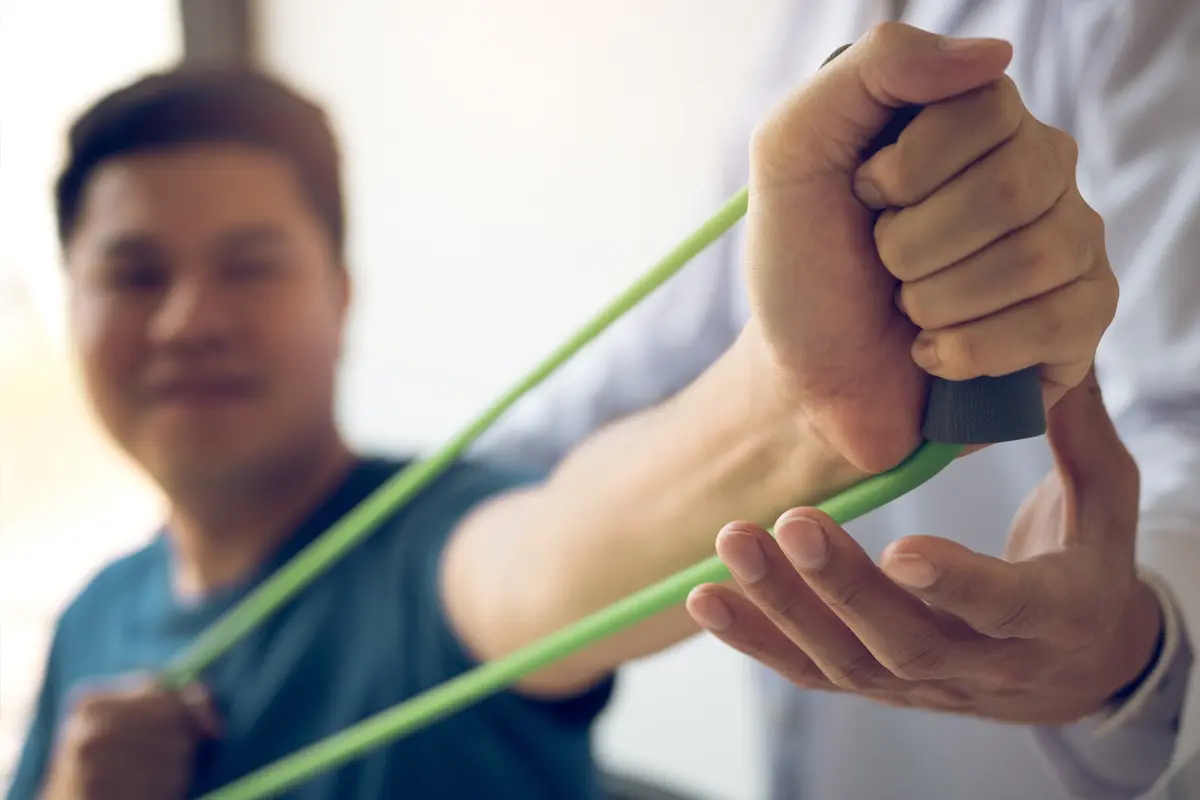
[162,183,962,800]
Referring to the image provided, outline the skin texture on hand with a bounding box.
[42,678,219,800]
[687,370,1162,725]
[741,24,1115,475]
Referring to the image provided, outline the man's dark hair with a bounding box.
[54,67,345,253]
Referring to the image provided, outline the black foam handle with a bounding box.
[822,44,1046,445]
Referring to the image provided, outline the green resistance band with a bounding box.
[161,184,751,690]
[167,185,959,800]
[197,442,959,800]
[165,45,1046,800]
[181,181,968,799]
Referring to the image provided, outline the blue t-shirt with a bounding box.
[7,457,613,799]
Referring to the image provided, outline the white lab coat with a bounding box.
[477,1,1200,797]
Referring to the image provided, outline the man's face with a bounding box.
[66,143,349,490]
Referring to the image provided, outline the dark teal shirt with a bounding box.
[7,457,613,799]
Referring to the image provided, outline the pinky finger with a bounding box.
[912,273,1115,383]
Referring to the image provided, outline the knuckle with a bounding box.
[989,76,1025,135]
[986,596,1036,638]
[858,24,912,105]
[1043,128,1078,198]
[1095,268,1120,329]
[863,21,907,50]
[931,572,981,610]
[876,142,922,206]
[769,588,811,626]
[874,214,917,280]
[931,331,980,379]
[1069,210,1097,278]
[1014,222,1059,271]
[887,636,949,681]
[823,578,870,615]
[1036,305,1068,346]
[1086,204,1108,248]
[896,283,931,327]
[989,127,1063,220]
[785,657,832,689]
[1049,124,1080,169]
[828,652,886,691]
[1007,216,1086,295]
[989,162,1035,216]
[1002,231,1058,295]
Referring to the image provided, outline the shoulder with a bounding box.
[353,455,544,568]
[55,538,166,641]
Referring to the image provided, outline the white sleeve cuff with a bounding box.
[1030,568,1193,799]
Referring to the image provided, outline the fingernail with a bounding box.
[884,554,939,588]
[716,529,767,583]
[911,337,939,370]
[777,515,828,571]
[853,176,885,209]
[938,36,1008,53]
[688,592,733,632]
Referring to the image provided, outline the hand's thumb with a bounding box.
[1046,368,1136,495]
[755,23,1012,177]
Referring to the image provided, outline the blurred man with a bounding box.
[7,24,1127,800]
[478,1,1200,798]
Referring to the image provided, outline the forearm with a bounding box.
[444,327,866,694]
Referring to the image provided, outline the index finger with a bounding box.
[110,677,222,738]
[772,511,989,681]
[853,77,1025,210]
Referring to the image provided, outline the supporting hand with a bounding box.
[687,371,1162,724]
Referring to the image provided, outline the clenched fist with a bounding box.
[43,677,220,800]
[742,23,1115,473]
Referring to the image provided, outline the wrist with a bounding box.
[731,323,870,505]
[735,315,927,476]
[1099,578,1165,707]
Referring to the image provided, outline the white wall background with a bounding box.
[257,3,785,797]
[1,2,791,798]
[0,0,183,787]
[0,0,183,343]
